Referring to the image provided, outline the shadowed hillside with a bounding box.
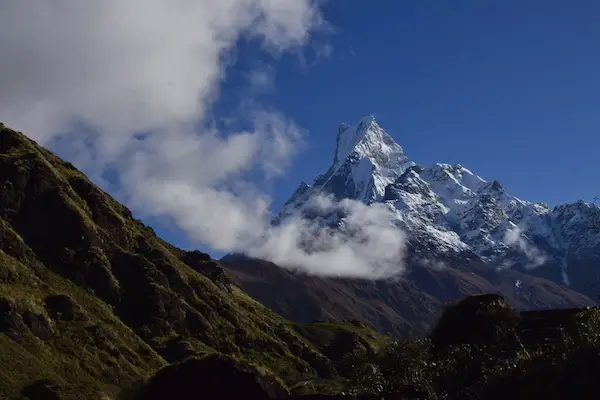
[0,123,389,399]
[134,295,600,400]
[2,122,600,400]
[221,254,595,337]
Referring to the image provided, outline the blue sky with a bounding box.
[4,1,598,259]
[218,0,600,214]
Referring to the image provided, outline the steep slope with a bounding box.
[222,252,594,337]
[0,123,387,399]
[278,116,415,223]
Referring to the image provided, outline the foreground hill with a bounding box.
[0,123,389,399]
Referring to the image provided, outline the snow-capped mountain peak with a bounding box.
[335,116,412,172]
[278,117,600,289]
[330,116,415,199]
[334,116,389,167]
[278,116,415,221]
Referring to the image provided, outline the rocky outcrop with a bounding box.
[430,294,520,350]
[179,250,231,288]
[139,354,289,400]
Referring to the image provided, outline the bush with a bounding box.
[431,294,520,351]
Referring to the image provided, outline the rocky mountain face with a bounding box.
[280,116,600,288]
[0,123,389,399]
[223,117,599,336]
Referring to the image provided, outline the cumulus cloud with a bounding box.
[0,0,407,278]
[503,225,547,270]
[0,0,321,142]
[250,195,407,277]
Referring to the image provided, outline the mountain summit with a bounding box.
[332,116,415,198]
[222,117,596,338]
[278,117,414,221]
[278,117,600,292]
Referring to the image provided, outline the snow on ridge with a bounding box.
[325,116,415,202]
[277,117,600,280]
[333,116,377,169]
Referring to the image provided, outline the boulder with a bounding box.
[430,293,520,349]
[179,251,231,287]
[139,353,289,400]
[23,311,54,340]
[0,297,27,341]
[21,379,66,400]
[44,294,81,321]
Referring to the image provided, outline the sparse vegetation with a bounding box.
[2,123,600,399]
[0,125,388,398]
[336,299,600,400]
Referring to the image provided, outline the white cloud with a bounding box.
[249,195,407,278]
[0,0,321,143]
[504,225,547,270]
[0,0,408,278]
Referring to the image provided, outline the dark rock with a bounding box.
[180,250,211,264]
[10,183,99,278]
[431,293,520,350]
[139,354,289,400]
[0,124,24,154]
[185,310,211,335]
[0,298,27,341]
[323,330,368,361]
[348,319,368,328]
[110,251,186,336]
[23,311,54,340]
[180,250,231,287]
[44,294,81,321]
[84,324,121,357]
[84,260,120,305]
[155,337,199,363]
[21,379,66,400]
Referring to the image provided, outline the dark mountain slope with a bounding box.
[222,253,595,337]
[0,123,387,399]
[220,117,599,338]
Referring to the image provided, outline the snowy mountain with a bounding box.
[277,116,600,290]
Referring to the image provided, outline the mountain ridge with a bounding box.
[277,117,600,291]
[222,117,598,337]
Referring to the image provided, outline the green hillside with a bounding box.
[2,122,600,400]
[0,123,388,399]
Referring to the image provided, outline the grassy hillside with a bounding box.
[3,122,600,399]
[0,123,389,399]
